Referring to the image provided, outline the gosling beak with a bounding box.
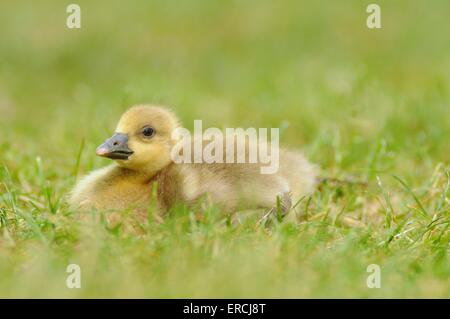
[96,133,134,160]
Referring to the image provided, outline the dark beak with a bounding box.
[96,133,134,160]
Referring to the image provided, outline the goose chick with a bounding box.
[68,105,317,221]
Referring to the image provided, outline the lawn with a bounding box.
[0,0,448,298]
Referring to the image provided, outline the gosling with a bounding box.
[68,105,317,222]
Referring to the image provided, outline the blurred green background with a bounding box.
[0,0,448,298]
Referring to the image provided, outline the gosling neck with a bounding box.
[118,161,174,183]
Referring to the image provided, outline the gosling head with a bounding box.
[96,105,179,174]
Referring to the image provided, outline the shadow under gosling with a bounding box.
[68,105,317,223]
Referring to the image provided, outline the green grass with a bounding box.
[0,0,449,298]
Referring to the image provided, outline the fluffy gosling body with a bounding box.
[68,105,317,220]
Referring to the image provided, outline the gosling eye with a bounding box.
[141,126,155,138]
